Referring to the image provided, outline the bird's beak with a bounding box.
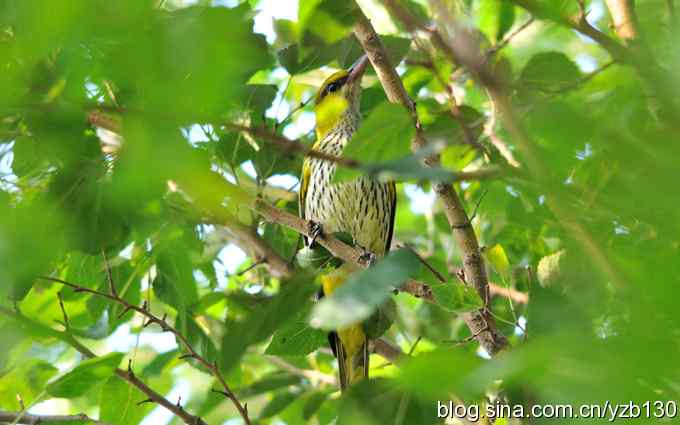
[347,54,369,84]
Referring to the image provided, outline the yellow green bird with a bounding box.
[299,55,397,390]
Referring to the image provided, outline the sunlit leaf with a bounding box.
[310,249,420,330]
[484,244,511,282]
[100,376,151,425]
[265,308,327,356]
[47,353,124,398]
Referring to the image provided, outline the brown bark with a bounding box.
[353,7,509,356]
[605,0,639,41]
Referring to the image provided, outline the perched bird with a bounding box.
[299,55,397,390]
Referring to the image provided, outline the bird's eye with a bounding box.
[327,82,339,93]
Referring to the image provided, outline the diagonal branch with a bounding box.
[222,219,294,279]
[37,276,251,425]
[352,2,508,355]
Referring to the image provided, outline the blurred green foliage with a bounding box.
[1,0,679,424]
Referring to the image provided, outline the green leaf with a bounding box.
[537,250,566,288]
[0,360,58,410]
[363,298,397,339]
[274,19,299,44]
[152,226,200,333]
[484,243,511,282]
[310,249,421,330]
[519,52,581,92]
[479,1,516,42]
[47,353,124,398]
[235,84,278,116]
[100,376,151,425]
[303,391,330,420]
[260,391,298,419]
[337,36,412,69]
[265,308,327,356]
[430,282,484,313]
[280,35,410,76]
[299,0,357,45]
[398,350,484,400]
[334,102,415,182]
[426,106,485,148]
[338,378,437,424]
[220,274,317,372]
[296,245,334,270]
[141,349,179,378]
[238,372,300,399]
[278,42,342,75]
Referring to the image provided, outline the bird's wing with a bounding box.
[385,181,397,254]
[299,159,311,219]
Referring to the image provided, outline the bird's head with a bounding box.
[314,54,369,139]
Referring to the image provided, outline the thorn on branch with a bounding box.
[445,326,490,346]
[137,398,154,406]
[178,353,196,361]
[176,396,183,409]
[211,388,232,398]
[117,305,133,319]
[127,359,135,378]
[456,268,467,284]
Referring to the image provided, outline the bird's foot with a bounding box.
[307,220,323,247]
[358,249,377,267]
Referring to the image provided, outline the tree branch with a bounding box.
[353,3,508,356]
[488,283,528,305]
[37,277,251,425]
[370,338,407,364]
[0,411,110,425]
[604,0,638,41]
[509,0,629,61]
[392,2,627,290]
[222,219,294,279]
[0,306,208,425]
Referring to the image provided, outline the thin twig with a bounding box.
[0,306,208,425]
[488,283,528,304]
[226,123,360,169]
[0,411,111,425]
[444,326,490,346]
[236,258,267,276]
[491,17,535,54]
[407,336,423,356]
[38,276,252,425]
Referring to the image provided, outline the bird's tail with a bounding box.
[320,268,369,391]
[335,325,368,390]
